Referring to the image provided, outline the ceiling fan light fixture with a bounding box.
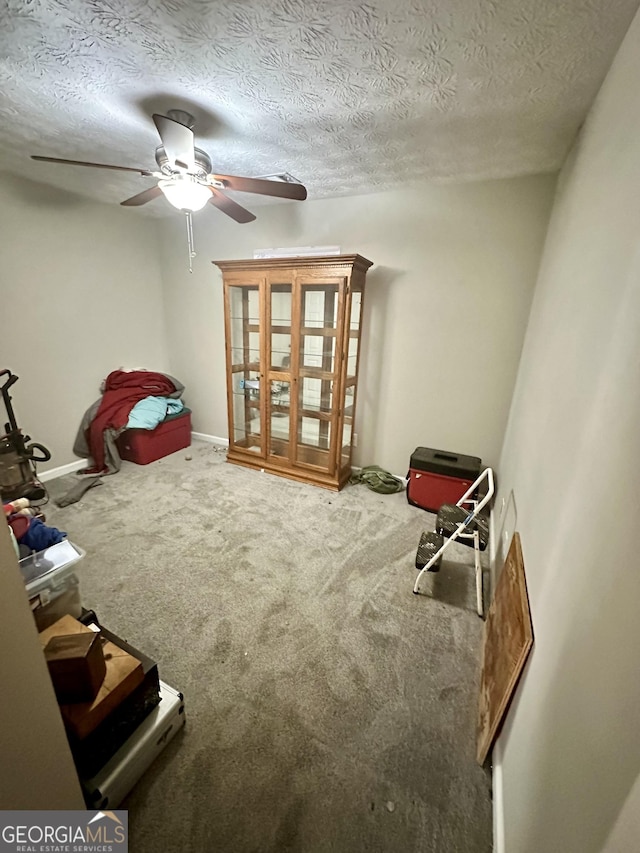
[158,176,210,211]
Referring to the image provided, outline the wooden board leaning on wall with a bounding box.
[477,531,533,765]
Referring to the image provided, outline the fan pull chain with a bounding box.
[185,210,197,273]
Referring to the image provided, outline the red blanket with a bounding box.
[88,370,177,471]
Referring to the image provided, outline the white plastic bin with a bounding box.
[19,540,85,630]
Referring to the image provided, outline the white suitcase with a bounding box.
[82,680,185,809]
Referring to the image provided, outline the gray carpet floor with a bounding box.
[46,441,492,853]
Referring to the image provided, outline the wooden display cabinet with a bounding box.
[214,254,373,490]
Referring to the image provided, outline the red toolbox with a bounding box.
[407,446,481,513]
[116,409,191,465]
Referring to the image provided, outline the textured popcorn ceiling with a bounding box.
[1,0,638,213]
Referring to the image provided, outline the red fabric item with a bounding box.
[87,370,177,471]
[8,514,30,541]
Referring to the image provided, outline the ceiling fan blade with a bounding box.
[153,114,195,171]
[208,188,256,223]
[210,174,307,200]
[120,186,164,207]
[31,155,153,175]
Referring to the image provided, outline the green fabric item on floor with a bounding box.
[350,465,405,494]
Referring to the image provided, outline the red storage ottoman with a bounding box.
[406,447,481,513]
[116,409,192,465]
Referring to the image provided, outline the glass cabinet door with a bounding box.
[340,286,364,472]
[226,282,263,454]
[294,278,345,472]
[267,282,293,461]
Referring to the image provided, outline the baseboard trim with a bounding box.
[492,738,505,853]
[191,432,229,447]
[190,443,406,482]
[38,434,229,479]
[39,459,86,482]
[488,506,503,852]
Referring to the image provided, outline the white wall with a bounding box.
[0,173,168,470]
[0,519,84,808]
[602,774,640,853]
[494,8,640,852]
[159,174,555,474]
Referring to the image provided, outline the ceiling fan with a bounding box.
[31,109,308,270]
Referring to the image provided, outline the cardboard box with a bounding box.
[44,632,106,703]
[39,615,143,740]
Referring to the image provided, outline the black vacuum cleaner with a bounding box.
[0,369,51,503]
